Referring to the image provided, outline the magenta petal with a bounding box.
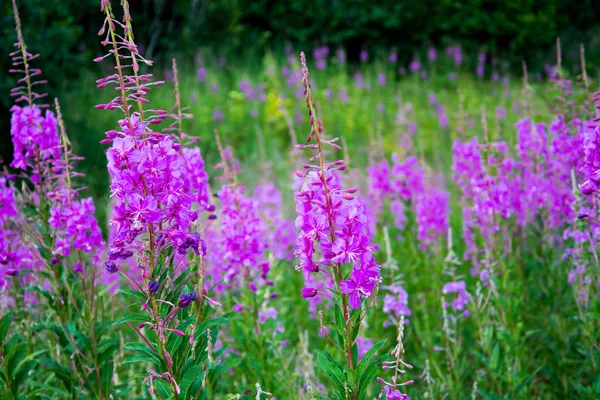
[339,279,355,295]
[348,293,361,309]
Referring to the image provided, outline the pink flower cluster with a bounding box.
[366,154,449,250]
[442,281,470,317]
[10,105,60,171]
[106,118,198,263]
[453,116,584,267]
[48,196,103,260]
[206,182,270,292]
[295,170,380,308]
[0,177,39,307]
[181,147,212,212]
[254,182,295,261]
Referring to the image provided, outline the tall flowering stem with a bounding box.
[10,0,47,108]
[96,2,224,398]
[295,52,384,398]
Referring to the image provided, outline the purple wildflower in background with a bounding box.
[196,67,206,83]
[239,80,256,99]
[213,109,224,123]
[581,123,600,195]
[382,282,410,327]
[476,51,486,78]
[338,90,349,104]
[391,155,424,202]
[336,47,346,64]
[355,72,364,89]
[446,45,463,66]
[428,93,437,105]
[496,106,506,120]
[415,187,449,250]
[389,51,398,63]
[313,45,329,70]
[356,336,374,360]
[428,46,437,62]
[409,60,421,73]
[205,149,271,292]
[360,49,369,63]
[378,73,387,86]
[254,181,295,261]
[436,104,449,129]
[181,148,211,211]
[443,281,470,317]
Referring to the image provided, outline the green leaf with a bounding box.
[197,316,230,332]
[316,351,347,395]
[490,344,500,372]
[356,339,386,377]
[122,354,162,366]
[154,378,174,398]
[477,389,504,400]
[180,364,203,399]
[0,311,12,344]
[12,360,36,392]
[11,349,46,380]
[124,342,157,354]
[4,338,26,377]
[101,360,115,396]
[98,339,121,365]
[116,289,147,303]
[112,313,147,326]
[357,359,382,399]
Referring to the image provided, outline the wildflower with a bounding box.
[196,67,206,83]
[301,287,318,298]
[428,46,437,62]
[148,281,159,294]
[105,261,118,274]
[340,269,376,308]
[179,290,197,307]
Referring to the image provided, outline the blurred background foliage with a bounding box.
[1,0,600,108]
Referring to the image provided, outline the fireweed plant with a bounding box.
[1,1,116,398]
[293,52,407,399]
[203,131,288,394]
[95,1,226,398]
